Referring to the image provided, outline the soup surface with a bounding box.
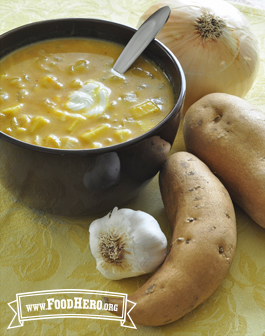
[0,38,175,149]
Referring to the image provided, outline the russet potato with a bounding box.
[183,93,265,229]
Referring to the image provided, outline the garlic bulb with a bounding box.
[138,0,260,111]
[89,207,167,280]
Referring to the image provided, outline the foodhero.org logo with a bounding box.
[7,289,136,329]
[26,296,118,313]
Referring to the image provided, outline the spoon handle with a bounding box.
[113,6,171,74]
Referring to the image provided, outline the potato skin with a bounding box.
[183,93,265,228]
[105,151,236,326]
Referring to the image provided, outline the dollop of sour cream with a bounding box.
[66,80,111,117]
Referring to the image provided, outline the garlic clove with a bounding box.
[89,207,167,280]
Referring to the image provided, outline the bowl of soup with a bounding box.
[0,18,186,215]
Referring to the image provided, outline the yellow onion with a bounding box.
[138,0,260,111]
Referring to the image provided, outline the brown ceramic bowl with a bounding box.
[0,18,186,216]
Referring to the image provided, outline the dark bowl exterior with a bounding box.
[0,18,185,215]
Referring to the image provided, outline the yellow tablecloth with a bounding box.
[0,1,265,335]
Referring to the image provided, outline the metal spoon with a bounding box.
[113,6,171,74]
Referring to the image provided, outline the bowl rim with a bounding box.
[0,18,186,156]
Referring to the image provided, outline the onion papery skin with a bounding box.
[138,0,260,112]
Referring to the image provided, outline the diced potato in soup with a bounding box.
[0,38,175,149]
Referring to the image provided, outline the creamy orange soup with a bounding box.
[0,38,175,149]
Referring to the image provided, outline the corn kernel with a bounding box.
[53,96,61,103]
[40,75,55,87]
[0,73,8,80]
[11,117,18,127]
[0,92,8,103]
[73,60,89,72]
[40,75,63,89]
[33,135,42,145]
[41,98,56,110]
[42,134,61,148]
[4,127,12,135]
[1,104,22,117]
[54,82,63,89]
[16,127,27,136]
[17,114,31,127]
[69,79,83,89]
[130,100,160,119]
[92,142,103,148]
[114,129,131,142]
[60,136,79,149]
[80,124,110,143]
[137,120,154,132]
[52,109,66,121]
[108,75,126,84]
[17,89,29,101]
[29,116,50,133]
[9,77,23,87]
